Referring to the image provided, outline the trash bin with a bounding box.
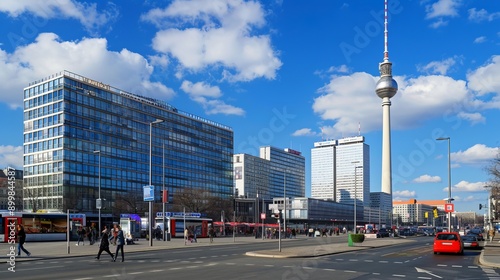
[166,232,171,241]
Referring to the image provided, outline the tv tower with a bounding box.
[375,0,398,195]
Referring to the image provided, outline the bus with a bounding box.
[0,211,86,242]
[155,212,212,238]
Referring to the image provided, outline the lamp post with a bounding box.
[93,150,101,238]
[437,137,451,232]
[162,142,166,241]
[352,161,362,233]
[283,169,286,239]
[150,119,164,246]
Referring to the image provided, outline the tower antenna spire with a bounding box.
[384,0,389,62]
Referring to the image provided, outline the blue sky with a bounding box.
[0,0,498,215]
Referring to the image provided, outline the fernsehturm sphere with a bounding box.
[375,0,398,195]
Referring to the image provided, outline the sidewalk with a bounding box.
[480,240,500,268]
[2,235,500,268]
[1,235,274,262]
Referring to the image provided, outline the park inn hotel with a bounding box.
[23,71,234,213]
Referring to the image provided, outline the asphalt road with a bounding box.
[3,236,500,280]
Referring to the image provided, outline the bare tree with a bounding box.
[22,187,40,213]
[113,190,149,216]
[171,187,211,213]
[486,150,500,221]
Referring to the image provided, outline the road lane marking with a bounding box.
[392,274,406,277]
[103,274,120,278]
[128,272,144,275]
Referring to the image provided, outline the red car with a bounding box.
[433,232,463,255]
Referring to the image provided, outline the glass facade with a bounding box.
[311,143,335,200]
[311,137,370,206]
[23,71,233,213]
[259,146,305,199]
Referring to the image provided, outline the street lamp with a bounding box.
[93,150,101,238]
[352,161,362,233]
[436,137,451,232]
[150,118,164,246]
[162,141,166,241]
[283,169,287,238]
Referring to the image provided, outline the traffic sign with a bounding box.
[143,185,155,201]
[445,203,454,213]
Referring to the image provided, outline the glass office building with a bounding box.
[259,146,305,199]
[23,71,233,213]
[311,136,370,206]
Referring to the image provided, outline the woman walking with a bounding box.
[113,225,125,262]
[95,226,114,260]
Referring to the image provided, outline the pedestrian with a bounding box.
[76,226,86,246]
[111,224,118,245]
[17,224,31,257]
[95,226,114,261]
[113,225,125,262]
[488,228,495,242]
[184,228,189,244]
[209,226,215,243]
[87,226,94,245]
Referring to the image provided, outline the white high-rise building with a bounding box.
[233,146,305,200]
[311,136,370,206]
[234,154,270,199]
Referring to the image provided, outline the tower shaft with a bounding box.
[381,97,392,194]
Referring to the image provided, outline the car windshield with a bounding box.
[437,234,458,240]
[461,236,476,241]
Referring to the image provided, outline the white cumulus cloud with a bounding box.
[292,128,317,137]
[180,80,244,115]
[413,175,442,183]
[0,145,23,169]
[0,0,118,34]
[394,190,416,198]
[425,0,461,19]
[451,180,489,192]
[143,0,282,82]
[0,33,175,109]
[452,144,498,164]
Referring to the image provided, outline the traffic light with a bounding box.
[424,212,428,219]
[479,204,482,210]
[433,207,438,218]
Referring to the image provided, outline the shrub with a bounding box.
[350,234,365,243]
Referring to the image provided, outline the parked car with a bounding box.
[461,235,483,250]
[376,228,390,238]
[466,228,485,241]
[433,232,463,255]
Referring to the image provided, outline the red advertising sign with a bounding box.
[445,203,454,213]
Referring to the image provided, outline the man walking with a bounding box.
[17,224,31,257]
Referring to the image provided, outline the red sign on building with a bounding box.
[445,203,454,213]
